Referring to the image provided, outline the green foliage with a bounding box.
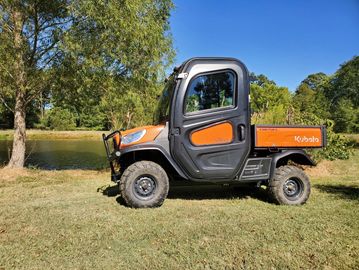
[252,104,290,125]
[250,76,291,125]
[0,0,70,111]
[79,107,107,131]
[324,56,359,133]
[0,0,175,131]
[100,80,148,129]
[317,131,353,161]
[53,0,175,130]
[332,99,359,133]
[45,107,76,131]
[292,73,331,119]
[292,112,352,161]
[293,58,359,134]
[301,72,329,91]
[290,56,358,161]
[250,82,291,114]
[326,56,359,107]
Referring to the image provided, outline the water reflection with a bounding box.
[0,140,107,170]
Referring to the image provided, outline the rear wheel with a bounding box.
[268,165,311,205]
[120,161,169,208]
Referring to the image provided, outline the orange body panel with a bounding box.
[255,126,323,148]
[120,125,165,149]
[190,122,234,146]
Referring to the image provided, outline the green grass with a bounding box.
[0,152,358,269]
[0,129,108,141]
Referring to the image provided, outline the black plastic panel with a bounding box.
[239,158,272,181]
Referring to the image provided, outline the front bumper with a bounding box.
[102,130,121,182]
[102,130,121,161]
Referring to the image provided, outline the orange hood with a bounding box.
[120,125,165,148]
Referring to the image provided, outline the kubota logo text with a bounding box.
[294,136,319,143]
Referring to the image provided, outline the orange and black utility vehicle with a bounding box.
[103,57,326,208]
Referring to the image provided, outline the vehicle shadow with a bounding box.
[98,184,119,197]
[168,185,269,202]
[98,184,270,206]
[314,184,359,201]
[97,184,127,206]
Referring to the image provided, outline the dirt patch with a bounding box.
[305,160,335,177]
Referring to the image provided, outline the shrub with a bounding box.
[46,107,76,130]
[79,107,106,131]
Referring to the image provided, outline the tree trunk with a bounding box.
[7,7,27,168]
[7,92,26,168]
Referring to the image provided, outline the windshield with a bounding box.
[153,73,177,125]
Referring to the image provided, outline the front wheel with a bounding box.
[120,161,169,208]
[268,165,311,205]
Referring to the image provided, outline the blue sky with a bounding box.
[170,0,359,91]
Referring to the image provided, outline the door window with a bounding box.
[185,70,235,113]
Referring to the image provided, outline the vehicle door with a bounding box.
[169,58,251,180]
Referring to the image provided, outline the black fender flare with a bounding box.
[269,150,315,179]
[119,144,188,179]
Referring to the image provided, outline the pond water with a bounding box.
[0,140,108,170]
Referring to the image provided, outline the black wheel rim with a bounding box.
[133,175,157,199]
[283,177,303,200]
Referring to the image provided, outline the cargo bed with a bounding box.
[253,125,326,149]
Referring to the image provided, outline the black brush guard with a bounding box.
[102,130,121,182]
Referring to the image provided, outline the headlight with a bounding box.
[121,129,146,144]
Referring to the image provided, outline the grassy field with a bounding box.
[0,152,358,269]
[0,129,107,141]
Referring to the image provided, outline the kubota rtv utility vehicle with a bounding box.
[103,58,326,208]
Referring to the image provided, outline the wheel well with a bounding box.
[118,150,181,180]
[275,153,315,168]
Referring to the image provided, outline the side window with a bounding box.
[185,71,235,113]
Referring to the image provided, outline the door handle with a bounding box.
[238,124,246,141]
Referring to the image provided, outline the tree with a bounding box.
[292,79,330,120]
[0,0,175,167]
[293,83,316,112]
[0,0,70,167]
[325,56,359,133]
[332,99,358,133]
[56,0,174,130]
[326,56,359,107]
[249,72,276,86]
[300,72,329,91]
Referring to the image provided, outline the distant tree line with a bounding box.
[250,56,358,133]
